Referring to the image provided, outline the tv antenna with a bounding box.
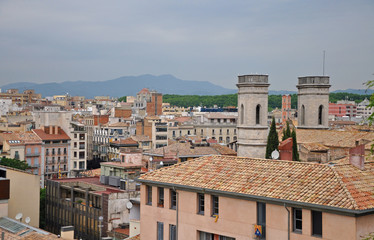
[322,50,326,76]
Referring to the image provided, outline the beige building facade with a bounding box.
[237,75,269,158]
[297,76,330,129]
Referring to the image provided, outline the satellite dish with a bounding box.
[271,150,280,160]
[25,217,31,224]
[160,161,164,166]
[149,157,153,162]
[126,202,133,209]
[15,213,23,220]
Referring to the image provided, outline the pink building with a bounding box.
[138,155,374,240]
[329,103,357,117]
[282,95,291,124]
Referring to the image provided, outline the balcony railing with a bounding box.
[26,152,40,157]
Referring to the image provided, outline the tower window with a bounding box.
[240,104,244,124]
[301,105,305,125]
[318,105,323,125]
[256,104,261,125]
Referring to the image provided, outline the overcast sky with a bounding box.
[1,0,373,91]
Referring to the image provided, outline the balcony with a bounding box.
[26,152,40,157]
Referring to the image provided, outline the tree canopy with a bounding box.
[265,117,279,159]
[0,158,30,170]
[162,92,369,110]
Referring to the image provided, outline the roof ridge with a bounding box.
[330,166,358,210]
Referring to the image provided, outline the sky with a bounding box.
[0,0,373,91]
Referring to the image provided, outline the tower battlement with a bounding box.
[297,76,330,86]
[238,75,269,84]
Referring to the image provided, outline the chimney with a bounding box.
[49,126,53,134]
[54,126,59,135]
[60,226,74,239]
[349,140,365,170]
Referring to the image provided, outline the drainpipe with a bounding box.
[173,186,179,240]
[284,203,290,240]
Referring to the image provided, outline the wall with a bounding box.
[140,185,368,240]
[356,214,374,239]
[7,168,40,227]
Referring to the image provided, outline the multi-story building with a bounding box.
[45,175,140,240]
[282,94,292,124]
[33,126,71,185]
[329,102,357,118]
[0,89,41,106]
[0,165,40,227]
[356,98,373,120]
[132,88,162,119]
[168,113,237,145]
[136,116,168,149]
[137,155,374,240]
[70,122,87,173]
[93,122,131,162]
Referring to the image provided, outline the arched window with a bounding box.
[240,104,244,124]
[301,105,305,125]
[256,104,261,125]
[318,105,323,125]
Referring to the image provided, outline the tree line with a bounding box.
[162,93,371,110]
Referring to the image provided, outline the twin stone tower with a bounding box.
[237,74,331,158]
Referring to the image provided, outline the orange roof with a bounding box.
[112,137,138,145]
[138,88,150,94]
[33,127,70,141]
[139,155,374,211]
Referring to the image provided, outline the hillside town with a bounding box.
[0,74,374,240]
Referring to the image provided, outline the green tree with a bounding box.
[0,158,30,170]
[40,188,46,229]
[118,96,127,102]
[282,122,291,141]
[265,117,279,159]
[292,129,300,161]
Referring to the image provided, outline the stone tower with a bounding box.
[237,74,270,158]
[297,76,331,129]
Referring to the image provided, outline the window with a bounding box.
[301,105,305,125]
[198,193,204,215]
[146,185,152,205]
[199,231,235,240]
[211,195,219,216]
[318,105,323,125]
[157,222,164,240]
[158,187,164,207]
[169,224,176,240]
[293,208,302,233]
[256,104,261,125]
[14,151,19,160]
[170,189,177,209]
[240,104,244,124]
[312,211,322,237]
[257,202,266,238]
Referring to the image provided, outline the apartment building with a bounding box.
[137,155,374,240]
[356,98,373,120]
[169,113,237,145]
[70,122,87,172]
[0,166,40,227]
[33,126,71,185]
[136,116,168,149]
[45,175,140,240]
[132,88,162,119]
[0,89,41,106]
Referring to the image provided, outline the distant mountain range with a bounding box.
[1,74,372,98]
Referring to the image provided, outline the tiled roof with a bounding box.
[206,113,237,119]
[108,122,130,127]
[131,135,151,142]
[139,155,374,211]
[145,142,224,157]
[126,234,140,240]
[285,129,374,148]
[138,88,150,94]
[210,144,237,156]
[301,142,329,152]
[112,137,138,145]
[32,128,70,141]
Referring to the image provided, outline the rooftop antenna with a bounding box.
[323,50,326,76]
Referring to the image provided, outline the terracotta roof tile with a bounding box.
[139,155,374,210]
[32,128,70,141]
